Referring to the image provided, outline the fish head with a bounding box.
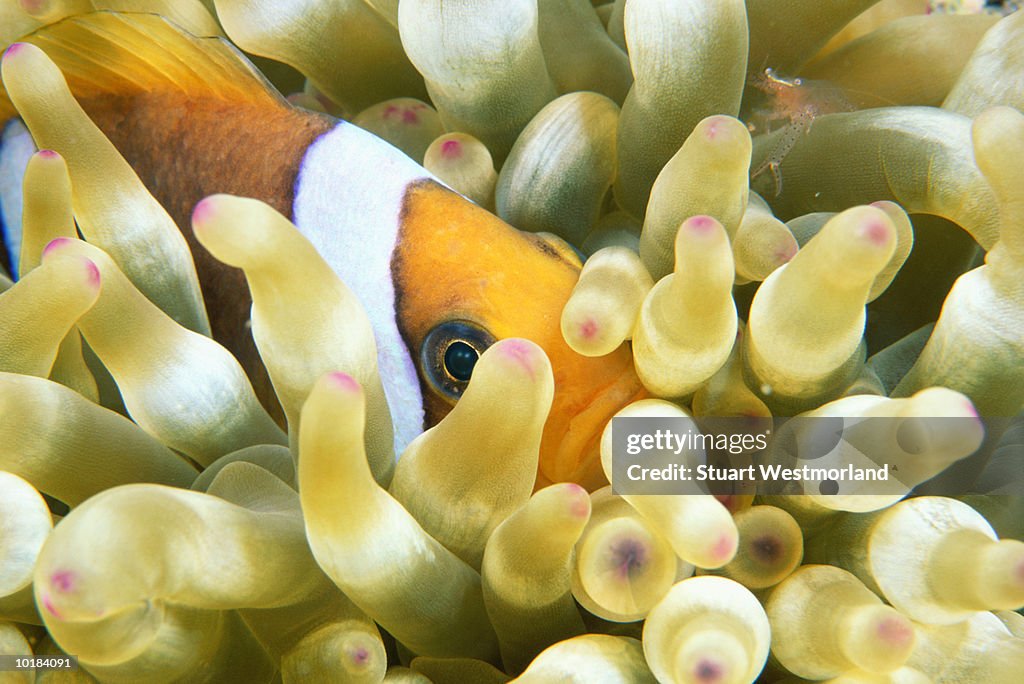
[392,180,647,490]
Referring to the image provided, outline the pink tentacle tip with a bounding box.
[349,647,370,666]
[37,149,59,159]
[876,616,913,646]
[84,259,101,288]
[42,237,74,257]
[402,109,420,125]
[612,538,647,579]
[564,484,591,519]
[440,139,462,159]
[50,570,76,593]
[686,215,718,235]
[327,372,360,393]
[578,317,599,341]
[859,220,892,247]
[702,115,733,141]
[3,43,27,60]
[962,399,979,419]
[191,197,217,226]
[776,238,799,264]
[712,533,738,562]
[693,658,726,683]
[498,339,538,375]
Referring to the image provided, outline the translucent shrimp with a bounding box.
[748,67,856,195]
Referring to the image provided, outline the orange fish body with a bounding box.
[0,12,644,488]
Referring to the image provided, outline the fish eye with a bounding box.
[421,320,495,402]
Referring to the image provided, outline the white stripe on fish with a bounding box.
[294,120,429,455]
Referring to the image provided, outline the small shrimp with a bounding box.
[747,68,856,196]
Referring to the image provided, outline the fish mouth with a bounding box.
[536,355,649,491]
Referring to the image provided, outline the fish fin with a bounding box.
[0,10,284,121]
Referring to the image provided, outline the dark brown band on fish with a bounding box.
[79,93,334,422]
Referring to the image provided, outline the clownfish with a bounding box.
[0,11,645,489]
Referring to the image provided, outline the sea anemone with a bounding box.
[0,1,1022,682]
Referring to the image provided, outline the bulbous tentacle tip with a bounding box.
[776,238,799,264]
[712,532,740,566]
[875,613,915,649]
[40,236,75,257]
[34,242,101,290]
[440,139,463,159]
[190,196,217,227]
[576,316,600,342]
[2,42,28,60]
[83,258,101,289]
[491,337,546,379]
[48,568,77,593]
[554,482,591,520]
[684,215,721,235]
[191,194,237,230]
[698,115,751,146]
[690,657,728,684]
[36,149,59,159]
[326,371,362,394]
[857,218,895,247]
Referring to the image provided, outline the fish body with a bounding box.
[0,12,643,488]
